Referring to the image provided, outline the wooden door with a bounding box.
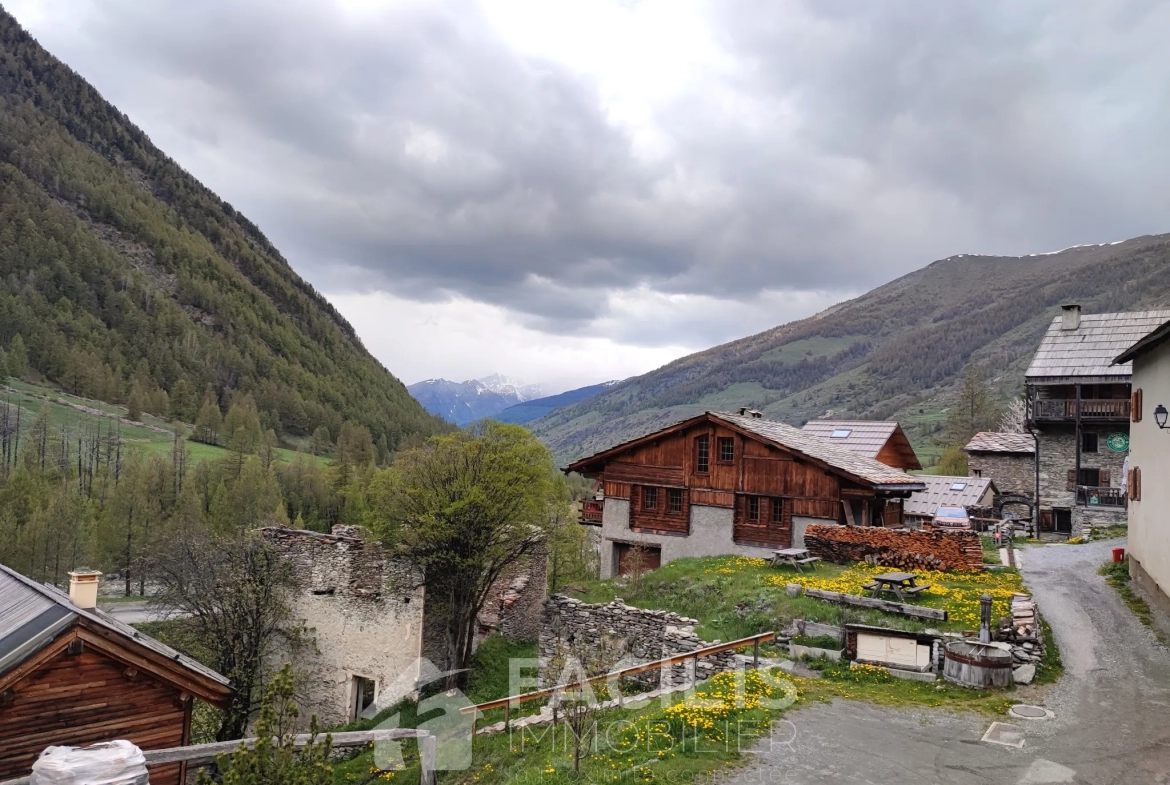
[615,543,661,576]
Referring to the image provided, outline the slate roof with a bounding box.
[904,475,996,517]
[1026,310,1170,382]
[715,412,924,488]
[0,563,230,691]
[1113,317,1170,365]
[963,432,1035,455]
[799,420,897,459]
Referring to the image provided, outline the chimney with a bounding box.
[1061,304,1081,331]
[68,570,102,610]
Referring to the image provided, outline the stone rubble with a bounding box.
[993,592,1047,681]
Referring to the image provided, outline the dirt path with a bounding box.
[729,538,1170,784]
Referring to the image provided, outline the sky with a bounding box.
[8,0,1170,393]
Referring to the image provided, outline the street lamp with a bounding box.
[1156,404,1169,430]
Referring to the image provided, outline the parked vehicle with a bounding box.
[932,505,972,530]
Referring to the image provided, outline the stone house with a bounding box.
[1025,305,1170,537]
[962,432,1036,516]
[566,410,925,579]
[1113,316,1170,624]
[262,525,546,727]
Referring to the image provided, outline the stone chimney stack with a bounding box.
[68,570,102,610]
[1061,303,1081,331]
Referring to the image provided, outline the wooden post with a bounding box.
[420,733,437,785]
[504,702,510,731]
[753,639,759,667]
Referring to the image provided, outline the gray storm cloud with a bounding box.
[19,0,1170,344]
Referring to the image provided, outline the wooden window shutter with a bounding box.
[1127,468,1134,500]
[1066,469,1077,491]
[1098,468,1110,487]
[1133,388,1143,422]
[1135,466,1142,501]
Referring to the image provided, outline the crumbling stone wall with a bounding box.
[422,549,549,669]
[539,595,736,687]
[262,526,426,728]
[805,524,984,571]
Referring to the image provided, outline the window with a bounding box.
[696,435,710,473]
[1078,468,1100,487]
[1082,432,1099,453]
[351,676,377,720]
[949,481,967,491]
[718,437,735,463]
[830,428,852,438]
[643,486,658,510]
[971,468,982,477]
[668,488,683,513]
[771,497,783,523]
[748,496,760,521]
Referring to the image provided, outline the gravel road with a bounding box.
[728,538,1170,784]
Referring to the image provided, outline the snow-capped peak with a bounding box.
[477,373,543,402]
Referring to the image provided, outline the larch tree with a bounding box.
[369,421,562,683]
[943,363,1001,447]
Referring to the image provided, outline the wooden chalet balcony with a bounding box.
[1075,485,1126,508]
[1033,398,1130,421]
[579,498,604,525]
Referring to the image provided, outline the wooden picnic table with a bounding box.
[864,571,930,601]
[770,548,822,572]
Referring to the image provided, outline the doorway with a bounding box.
[1054,508,1073,536]
[614,543,661,576]
[351,675,377,720]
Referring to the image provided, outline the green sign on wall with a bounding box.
[1107,432,1130,452]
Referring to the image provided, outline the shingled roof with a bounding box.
[904,475,996,517]
[715,412,924,488]
[800,419,922,470]
[1026,309,1170,383]
[566,411,924,490]
[963,432,1035,454]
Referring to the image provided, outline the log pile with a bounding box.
[804,525,984,572]
[994,593,1045,671]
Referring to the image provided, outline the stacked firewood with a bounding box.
[994,593,1045,667]
[804,525,984,571]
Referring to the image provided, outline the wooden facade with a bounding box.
[569,413,917,551]
[0,605,231,785]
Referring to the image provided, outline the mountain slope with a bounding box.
[494,380,618,424]
[0,10,446,454]
[533,237,1170,465]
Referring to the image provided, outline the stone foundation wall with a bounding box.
[539,595,736,687]
[966,453,1035,500]
[476,548,549,643]
[1073,505,1128,538]
[804,524,984,571]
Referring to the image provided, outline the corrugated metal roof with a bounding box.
[1025,310,1170,382]
[716,413,924,488]
[0,564,229,688]
[800,420,899,460]
[904,475,996,517]
[963,432,1035,454]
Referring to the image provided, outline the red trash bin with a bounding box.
[1113,547,1126,563]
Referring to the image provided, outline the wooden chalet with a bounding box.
[0,566,232,785]
[799,420,921,470]
[567,410,926,578]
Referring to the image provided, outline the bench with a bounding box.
[795,557,821,568]
[862,581,879,591]
[902,584,930,595]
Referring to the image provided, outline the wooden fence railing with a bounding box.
[0,729,436,785]
[459,631,776,731]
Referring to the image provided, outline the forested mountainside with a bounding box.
[0,10,446,456]
[533,236,1170,465]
